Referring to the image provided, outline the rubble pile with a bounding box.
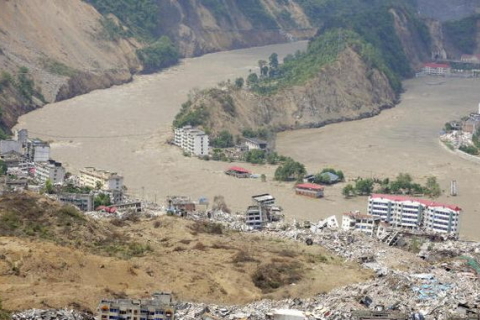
[12,309,94,320]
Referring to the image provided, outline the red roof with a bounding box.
[227,166,251,174]
[370,194,461,212]
[424,63,450,69]
[296,183,324,191]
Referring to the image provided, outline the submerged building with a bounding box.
[367,194,461,236]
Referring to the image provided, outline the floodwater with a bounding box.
[15,42,480,240]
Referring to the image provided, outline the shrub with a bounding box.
[252,261,303,292]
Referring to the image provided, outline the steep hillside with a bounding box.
[0,193,371,311]
[174,30,397,137]
[173,4,436,139]
[156,0,316,57]
[0,0,142,133]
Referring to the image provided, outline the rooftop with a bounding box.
[252,193,275,202]
[244,137,267,145]
[370,194,461,212]
[296,183,324,191]
[227,166,251,174]
[424,62,450,69]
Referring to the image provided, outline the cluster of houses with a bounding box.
[341,194,461,237]
[421,55,480,77]
[0,129,128,212]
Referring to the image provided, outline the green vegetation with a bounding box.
[244,149,267,164]
[343,173,442,198]
[94,193,112,208]
[459,145,479,155]
[136,36,179,74]
[242,127,271,140]
[211,130,234,148]
[236,0,278,29]
[314,168,344,185]
[0,299,10,320]
[248,28,402,95]
[40,58,77,77]
[0,160,6,175]
[86,0,159,39]
[234,77,244,89]
[0,71,13,93]
[444,14,480,54]
[274,158,306,181]
[173,101,209,128]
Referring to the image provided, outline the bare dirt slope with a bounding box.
[0,193,371,312]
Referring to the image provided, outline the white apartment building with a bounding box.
[367,194,461,236]
[35,160,66,184]
[174,126,209,156]
[26,139,50,162]
[342,211,380,236]
[79,167,124,191]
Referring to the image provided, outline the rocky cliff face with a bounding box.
[185,47,396,137]
[157,0,316,58]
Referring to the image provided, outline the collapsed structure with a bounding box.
[97,293,175,320]
[246,193,283,229]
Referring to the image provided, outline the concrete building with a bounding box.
[26,139,50,162]
[245,205,268,229]
[0,140,22,155]
[79,167,124,191]
[295,183,324,198]
[342,211,381,236]
[461,54,480,63]
[367,194,461,236]
[35,160,66,184]
[422,63,451,76]
[174,126,209,156]
[14,129,29,146]
[97,292,174,320]
[244,138,267,151]
[58,193,94,212]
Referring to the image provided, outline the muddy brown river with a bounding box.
[15,42,480,240]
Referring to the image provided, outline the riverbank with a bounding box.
[15,44,480,240]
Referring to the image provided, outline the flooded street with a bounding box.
[16,42,480,240]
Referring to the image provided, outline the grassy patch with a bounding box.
[252,260,303,292]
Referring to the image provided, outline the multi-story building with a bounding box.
[97,292,174,320]
[79,167,124,191]
[342,211,381,236]
[174,126,209,156]
[367,194,461,236]
[0,140,22,155]
[245,205,268,229]
[58,193,94,212]
[25,139,50,162]
[422,63,451,76]
[35,160,66,184]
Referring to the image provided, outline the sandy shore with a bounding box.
[15,43,480,240]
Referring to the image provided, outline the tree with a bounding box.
[261,174,267,182]
[336,170,345,181]
[45,179,54,194]
[235,77,244,89]
[261,65,269,77]
[342,184,355,198]
[314,173,331,185]
[136,36,179,74]
[274,158,306,181]
[245,149,266,164]
[269,53,279,70]
[247,73,259,86]
[94,193,112,208]
[95,181,104,190]
[355,178,374,195]
[212,130,234,148]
